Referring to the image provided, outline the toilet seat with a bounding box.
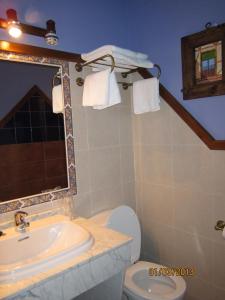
[124,261,186,300]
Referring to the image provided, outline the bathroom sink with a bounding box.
[0,215,93,283]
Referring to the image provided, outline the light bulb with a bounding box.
[8,22,22,38]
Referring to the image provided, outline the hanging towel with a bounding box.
[52,84,64,113]
[93,70,121,110]
[133,78,160,114]
[82,68,121,109]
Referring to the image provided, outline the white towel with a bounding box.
[133,78,160,114]
[82,68,121,109]
[82,45,153,72]
[52,84,64,113]
[82,45,148,61]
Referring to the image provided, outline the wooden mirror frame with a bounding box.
[181,23,225,100]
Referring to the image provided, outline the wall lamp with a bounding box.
[0,9,59,46]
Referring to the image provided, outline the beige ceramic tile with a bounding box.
[212,194,225,244]
[141,182,174,226]
[90,184,122,216]
[173,185,214,239]
[132,114,141,146]
[214,285,225,300]
[142,220,175,266]
[121,181,136,210]
[172,112,202,145]
[73,192,92,218]
[184,294,199,300]
[212,241,225,288]
[139,99,172,146]
[172,145,213,192]
[89,147,121,191]
[72,106,89,151]
[184,276,213,300]
[172,229,213,282]
[120,146,135,183]
[119,105,133,146]
[86,106,120,149]
[75,150,91,194]
[141,145,173,186]
[141,225,160,262]
[134,180,142,220]
[212,150,225,194]
[133,145,142,183]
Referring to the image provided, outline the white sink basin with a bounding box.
[0,215,93,283]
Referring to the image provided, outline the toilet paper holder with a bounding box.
[215,220,225,231]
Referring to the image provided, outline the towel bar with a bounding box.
[122,64,161,79]
[74,54,161,90]
[52,71,61,87]
[75,54,115,73]
[75,54,161,79]
[75,78,132,90]
[117,82,133,90]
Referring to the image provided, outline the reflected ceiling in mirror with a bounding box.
[0,51,76,214]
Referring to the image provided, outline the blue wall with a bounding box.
[0,0,130,52]
[1,0,225,138]
[127,0,225,139]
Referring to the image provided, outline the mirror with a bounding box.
[0,59,68,202]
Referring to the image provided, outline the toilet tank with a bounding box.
[90,205,141,263]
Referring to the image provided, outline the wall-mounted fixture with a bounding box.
[75,53,161,90]
[6,9,22,38]
[45,20,59,46]
[0,9,58,46]
[181,22,225,100]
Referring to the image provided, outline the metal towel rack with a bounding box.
[75,54,116,73]
[75,54,161,89]
[52,71,61,87]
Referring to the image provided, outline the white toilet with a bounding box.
[90,205,186,300]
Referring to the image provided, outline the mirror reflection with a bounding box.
[0,60,68,202]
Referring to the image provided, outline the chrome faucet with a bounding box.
[15,211,30,232]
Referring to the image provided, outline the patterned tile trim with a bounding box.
[0,51,77,214]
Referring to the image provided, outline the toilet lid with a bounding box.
[124,261,186,300]
[106,206,141,263]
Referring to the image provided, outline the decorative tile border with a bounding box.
[0,51,76,214]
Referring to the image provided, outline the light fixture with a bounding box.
[6,9,22,38]
[0,9,59,46]
[45,20,58,46]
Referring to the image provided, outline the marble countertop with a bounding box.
[0,217,132,300]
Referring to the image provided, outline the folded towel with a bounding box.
[82,68,121,109]
[82,45,153,72]
[133,78,160,114]
[82,45,148,61]
[52,84,64,113]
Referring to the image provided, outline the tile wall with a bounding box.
[132,72,225,300]
[70,64,136,217]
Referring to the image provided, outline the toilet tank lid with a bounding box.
[90,206,141,263]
